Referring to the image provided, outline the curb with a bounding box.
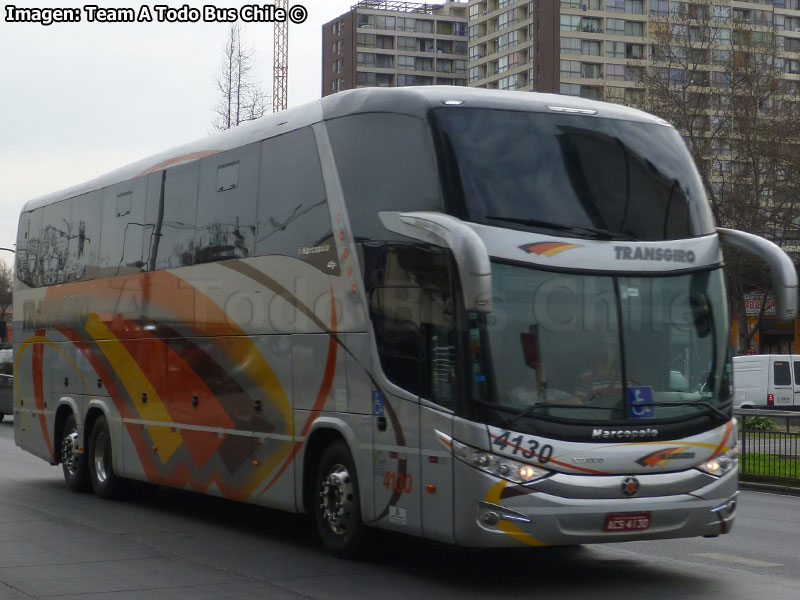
[739,480,800,497]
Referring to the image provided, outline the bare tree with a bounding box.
[0,262,12,344]
[632,0,729,214]
[717,15,800,351]
[626,0,800,352]
[213,24,269,131]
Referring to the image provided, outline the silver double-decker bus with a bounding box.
[13,87,797,557]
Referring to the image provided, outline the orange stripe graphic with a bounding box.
[519,242,583,257]
[260,286,339,495]
[31,332,54,460]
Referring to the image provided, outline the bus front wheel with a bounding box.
[89,415,125,499]
[61,412,90,492]
[314,440,367,558]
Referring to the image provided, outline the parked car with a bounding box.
[0,374,11,421]
[733,354,800,409]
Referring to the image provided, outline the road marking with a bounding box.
[691,553,783,567]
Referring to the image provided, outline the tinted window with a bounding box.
[16,208,43,287]
[256,127,335,273]
[327,113,442,241]
[794,361,800,385]
[433,108,714,241]
[473,265,730,428]
[363,243,455,406]
[195,144,259,264]
[156,161,199,270]
[40,199,72,285]
[774,361,792,386]
[68,191,102,281]
[99,179,147,276]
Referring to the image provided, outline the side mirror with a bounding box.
[689,292,711,338]
[379,211,492,313]
[717,227,798,322]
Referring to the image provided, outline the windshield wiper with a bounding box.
[485,215,634,240]
[631,400,729,422]
[503,402,613,429]
[502,399,729,428]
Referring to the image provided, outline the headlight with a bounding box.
[697,447,738,477]
[452,439,550,484]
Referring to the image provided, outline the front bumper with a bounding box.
[453,462,738,548]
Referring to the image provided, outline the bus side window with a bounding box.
[40,199,72,286]
[256,127,334,272]
[68,191,102,281]
[16,208,43,288]
[156,161,199,270]
[370,285,424,395]
[364,244,455,407]
[326,113,442,241]
[194,143,259,264]
[99,180,147,276]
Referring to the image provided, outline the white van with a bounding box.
[733,354,800,408]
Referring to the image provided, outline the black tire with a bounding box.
[88,415,125,499]
[314,440,368,559]
[61,412,91,492]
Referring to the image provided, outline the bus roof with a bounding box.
[22,86,668,213]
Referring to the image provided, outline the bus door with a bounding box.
[369,279,422,537]
[367,244,457,538]
[370,352,455,543]
[373,386,421,536]
[417,294,458,543]
[419,399,455,543]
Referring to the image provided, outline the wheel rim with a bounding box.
[93,430,109,484]
[62,428,80,476]
[319,464,355,535]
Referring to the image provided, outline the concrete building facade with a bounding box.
[323,1,800,100]
[322,1,470,97]
[463,0,800,102]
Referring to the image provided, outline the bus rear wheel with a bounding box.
[314,440,367,558]
[61,413,90,492]
[89,415,125,499]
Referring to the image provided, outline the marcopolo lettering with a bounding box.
[591,428,659,440]
[614,246,696,263]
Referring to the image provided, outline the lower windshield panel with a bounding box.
[471,263,731,431]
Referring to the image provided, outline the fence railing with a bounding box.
[736,408,800,483]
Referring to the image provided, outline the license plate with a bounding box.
[604,512,651,532]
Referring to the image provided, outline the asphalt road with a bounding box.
[0,417,798,600]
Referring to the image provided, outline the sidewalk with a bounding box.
[739,480,800,497]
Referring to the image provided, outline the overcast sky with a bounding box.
[0,0,356,265]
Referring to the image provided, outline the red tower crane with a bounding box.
[273,0,289,112]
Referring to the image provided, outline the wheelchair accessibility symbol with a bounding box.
[628,386,654,418]
[372,390,385,417]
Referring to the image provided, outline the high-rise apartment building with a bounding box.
[466,1,557,91]
[322,1,470,97]
[555,0,798,102]
[324,1,800,100]
[465,0,800,101]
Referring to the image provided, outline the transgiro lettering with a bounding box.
[614,246,696,263]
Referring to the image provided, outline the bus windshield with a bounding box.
[470,263,732,429]
[433,107,715,241]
